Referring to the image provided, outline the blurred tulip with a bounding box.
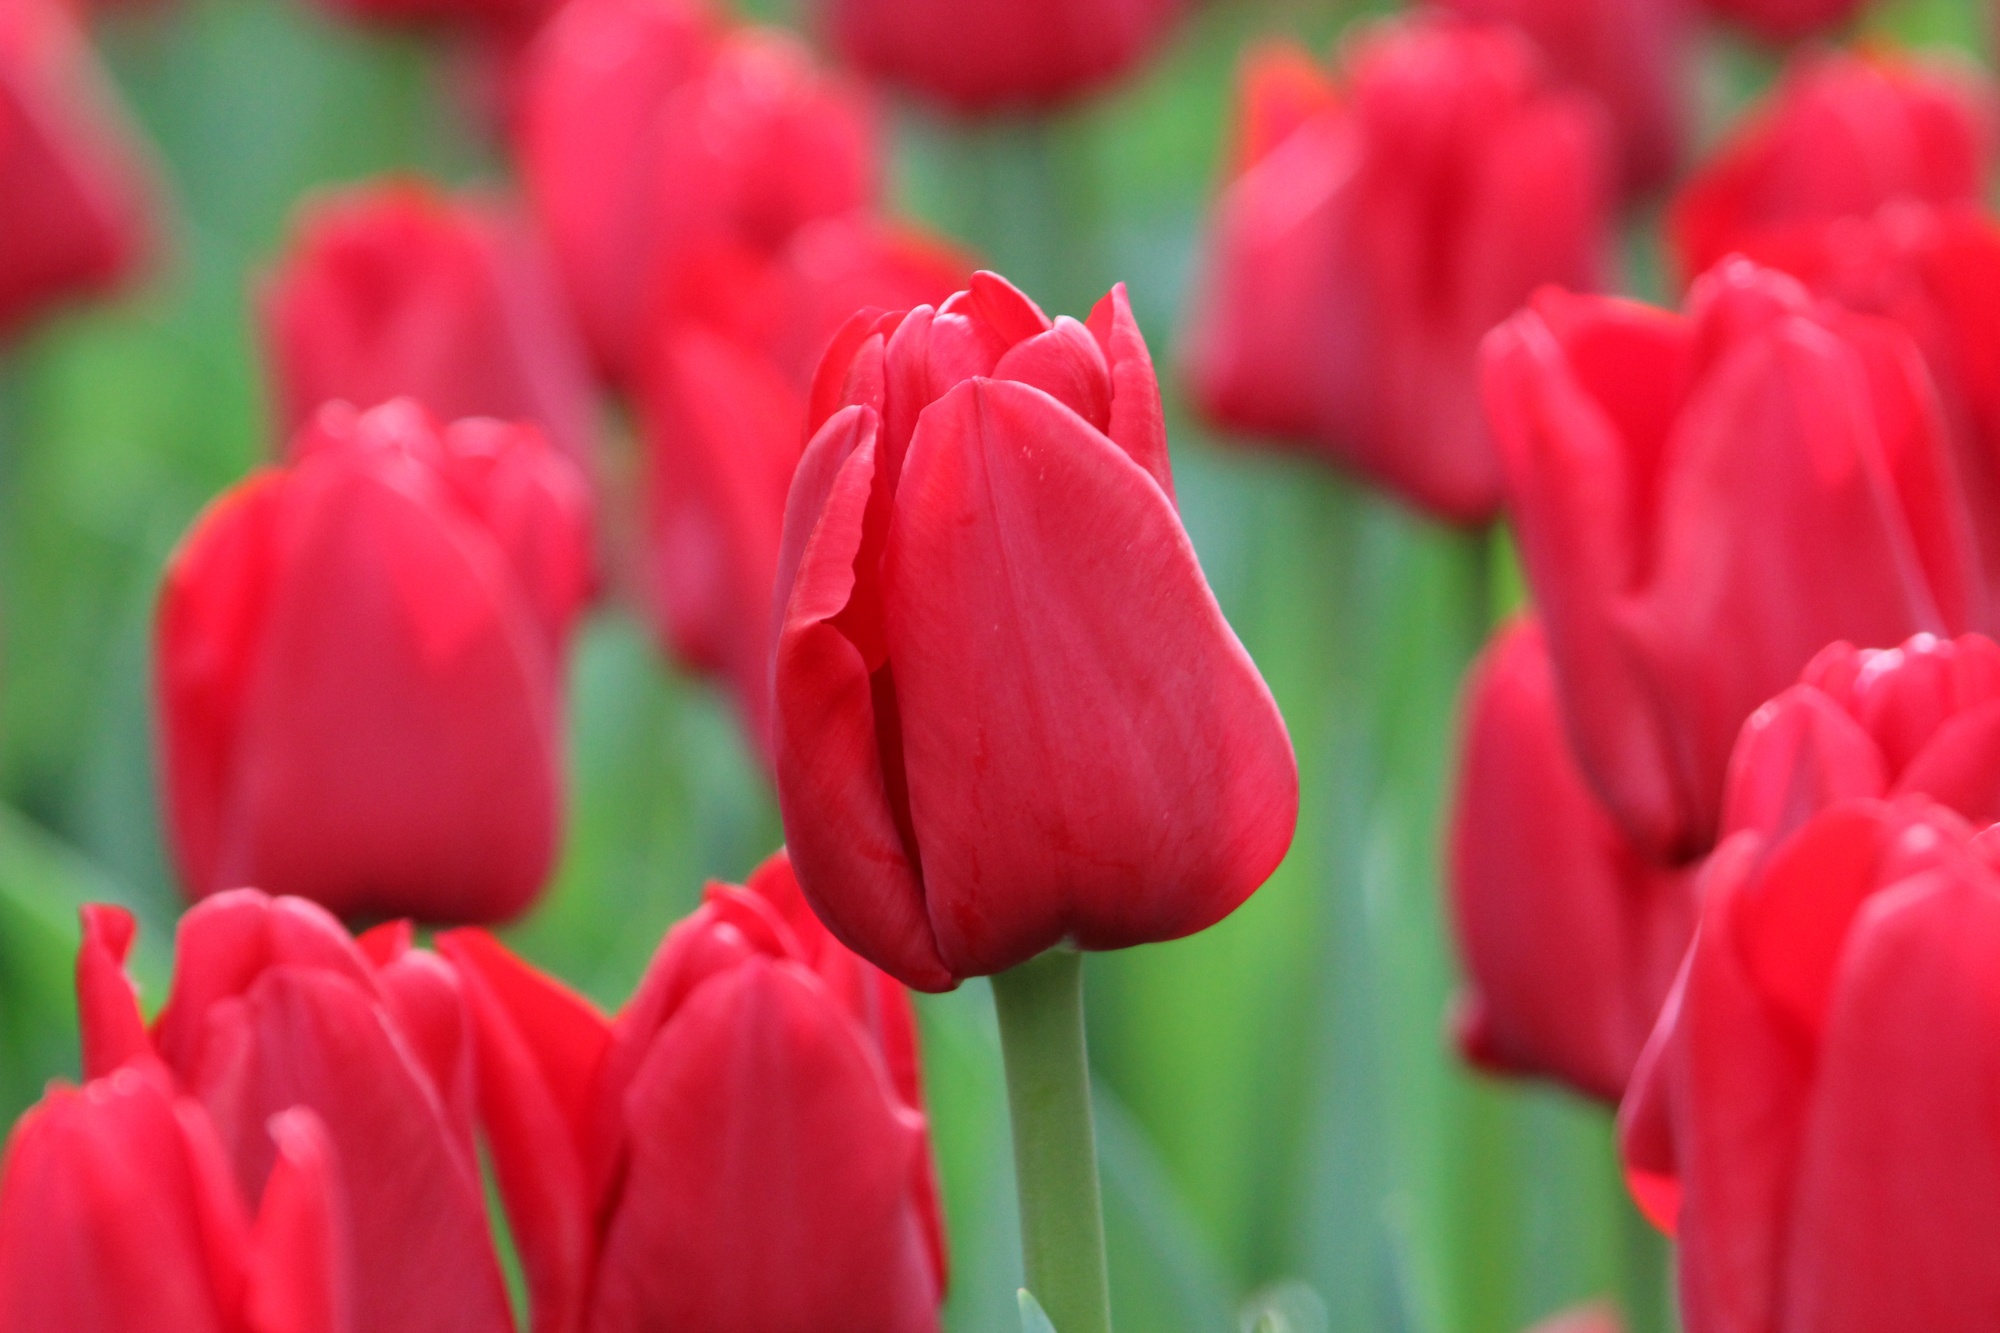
[1699,0,1868,44]
[263,180,598,470]
[302,0,553,33]
[1529,1305,1625,1333]
[0,0,157,339]
[1184,18,1613,522]
[1484,257,1982,863]
[0,1065,347,1333]
[640,215,970,759]
[1670,49,1996,282]
[520,8,879,385]
[438,852,946,1333]
[1450,619,1698,1101]
[1622,796,2000,1328]
[1431,0,1690,195]
[73,893,512,1333]
[820,0,1182,112]
[772,271,1298,990]
[155,399,592,924]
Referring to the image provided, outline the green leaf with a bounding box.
[1238,1282,1330,1333]
[1018,1289,1059,1333]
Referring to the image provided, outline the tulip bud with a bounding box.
[1483,257,1983,863]
[155,399,593,924]
[263,181,599,471]
[1621,796,2000,1326]
[1450,619,1698,1101]
[438,852,946,1333]
[0,0,157,339]
[1184,17,1613,522]
[639,216,970,760]
[72,888,521,1333]
[1429,0,1690,195]
[0,1066,349,1333]
[1670,49,1996,283]
[773,271,1298,990]
[818,0,1184,112]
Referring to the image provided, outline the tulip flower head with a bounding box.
[0,1065,348,1333]
[1184,17,1614,522]
[819,0,1185,112]
[1622,797,2000,1328]
[263,181,599,471]
[1484,257,1983,864]
[73,894,514,1333]
[1450,619,1699,1101]
[1670,48,1997,283]
[0,0,157,340]
[439,852,946,1333]
[155,398,593,925]
[772,271,1299,990]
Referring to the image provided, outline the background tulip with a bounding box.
[1484,258,1983,863]
[818,0,1183,112]
[0,0,157,340]
[0,1065,347,1333]
[1450,619,1697,1102]
[1621,797,2000,1329]
[1183,17,1614,522]
[262,181,599,471]
[772,271,1298,991]
[639,216,968,760]
[439,852,945,1333]
[72,892,509,1333]
[1529,1305,1625,1333]
[1669,49,1996,283]
[1429,0,1690,195]
[155,399,592,924]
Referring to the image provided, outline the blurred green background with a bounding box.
[0,0,1987,1329]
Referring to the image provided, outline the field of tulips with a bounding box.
[2,0,1997,1328]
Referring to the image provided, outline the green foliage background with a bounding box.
[0,0,1986,1328]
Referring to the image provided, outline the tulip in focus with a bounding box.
[1450,619,1698,1101]
[1184,18,1613,522]
[1484,257,1983,863]
[0,0,157,339]
[773,271,1298,991]
[1431,0,1690,195]
[438,852,946,1333]
[1622,797,2000,1328]
[155,399,593,924]
[74,893,514,1333]
[0,1066,347,1333]
[641,215,969,759]
[1670,48,1996,282]
[819,0,1183,112]
[263,181,599,469]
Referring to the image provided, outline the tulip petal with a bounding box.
[1720,686,1887,843]
[992,316,1112,434]
[1778,867,2000,1331]
[76,903,148,1081]
[1085,283,1173,502]
[587,958,940,1333]
[245,1108,350,1333]
[884,378,1297,975]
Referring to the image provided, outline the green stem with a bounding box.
[992,949,1113,1333]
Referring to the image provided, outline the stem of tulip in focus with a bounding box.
[992,948,1114,1333]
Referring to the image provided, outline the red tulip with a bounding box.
[437,852,946,1333]
[1184,18,1613,522]
[1670,49,1996,283]
[155,398,592,924]
[263,180,598,470]
[73,893,514,1333]
[640,215,970,759]
[1483,257,1983,863]
[819,0,1183,112]
[0,0,156,339]
[1429,0,1690,195]
[1450,618,1698,1101]
[302,0,552,34]
[1698,0,1869,44]
[520,7,879,385]
[1621,797,2000,1329]
[772,271,1298,990]
[1730,203,2000,605]
[0,1065,347,1333]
